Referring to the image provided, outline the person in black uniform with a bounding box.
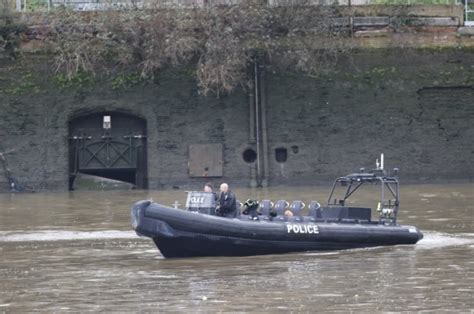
[216,183,237,218]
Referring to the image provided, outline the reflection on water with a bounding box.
[0,184,473,311]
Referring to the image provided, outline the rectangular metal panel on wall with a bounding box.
[188,144,223,177]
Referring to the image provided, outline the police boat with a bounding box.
[131,159,423,258]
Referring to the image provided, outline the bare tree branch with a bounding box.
[40,1,349,95]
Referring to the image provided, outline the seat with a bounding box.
[258,200,274,216]
[308,201,321,218]
[274,200,289,216]
[290,200,305,216]
[235,200,243,217]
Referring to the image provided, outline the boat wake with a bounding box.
[0,230,472,251]
[415,231,474,250]
[0,230,140,242]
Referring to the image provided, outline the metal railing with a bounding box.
[466,0,474,25]
[7,0,141,12]
[5,0,466,11]
[3,0,471,26]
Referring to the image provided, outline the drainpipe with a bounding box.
[259,62,269,187]
[248,68,256,144]
[254,59,262,186]
[248,66,257,188]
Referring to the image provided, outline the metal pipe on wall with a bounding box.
[259,62,269,187]
[254,59,262,186]
[248,64,257,187]
[248,68,256,144]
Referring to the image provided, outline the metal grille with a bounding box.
[70,134,145,171]
[78,136,136,170]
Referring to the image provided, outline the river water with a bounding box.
[0,184,473,312]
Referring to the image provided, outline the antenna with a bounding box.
[376,153,385,170]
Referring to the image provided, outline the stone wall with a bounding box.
[0,59,253,190]
[0,49,473,192]
[265,50,474,184]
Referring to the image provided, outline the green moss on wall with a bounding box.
[0,72,40,95]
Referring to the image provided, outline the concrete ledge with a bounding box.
[353,16,390,27]
[408,17,460,27]
[345,5,464,18]
[353,28,392,38]
[458,27,474,36]
[334,16,460,28]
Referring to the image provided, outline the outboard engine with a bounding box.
[185,191,216,215]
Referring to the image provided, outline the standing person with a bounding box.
[216,183,237,218]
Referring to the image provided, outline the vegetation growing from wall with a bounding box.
[37,2,349,96]
[2,2,469,95]
[0,0,27,60]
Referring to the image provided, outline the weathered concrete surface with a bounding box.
[0,161,9,191]
[458,27,474,36]
[0,49,473,191]
[265,54,474,184]
[345,5,464,19]
[0,58,250,190]
[74,173,135,190]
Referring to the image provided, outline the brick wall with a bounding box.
[0,49,473,192]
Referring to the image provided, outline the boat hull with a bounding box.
[131,200,423,258]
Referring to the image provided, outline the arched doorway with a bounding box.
[68,112,147,190]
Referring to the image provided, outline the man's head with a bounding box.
[220,183,229,193]
[204,183,213,192]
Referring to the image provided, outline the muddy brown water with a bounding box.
[0,184,473,312]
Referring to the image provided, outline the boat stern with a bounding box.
[406,225,424,243]
[416,227,424,242]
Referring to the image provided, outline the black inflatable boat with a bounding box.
[131,163,423,258]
